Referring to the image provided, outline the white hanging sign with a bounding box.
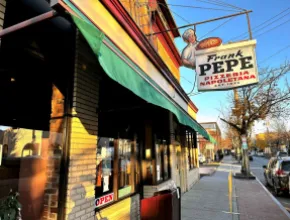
[195,40,259,91]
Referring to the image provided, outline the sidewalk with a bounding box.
[181,156,290,220]
[199,162,220,176]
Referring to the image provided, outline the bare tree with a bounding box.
[220,62,290,175]
[269,118,290,151]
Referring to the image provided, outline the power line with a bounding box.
[165,3,240,12]
[147,10,252,36]
[255,17,290,38]
[228,8,290,41]
[189,92,203,97]
[120,1,240,12]
[194,0,245,11]
[182,74,197,95]
[159,3,192,24]
[160,2,236,42]
[251,10,290,35]
[259,44,290,64]
[205,0,245,11]
[181,76,195,85]
[199,17,234,40]
[180,76,199,95]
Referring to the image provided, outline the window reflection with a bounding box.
[0,125,63,219]
[95,137,137,202]
[96,138,114,195]
[118,139,132,189]
[155,140,170,183]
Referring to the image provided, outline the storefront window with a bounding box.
[118,139,134,198]
[187,131,195,169]
[96,138,114,196]
[155,140,170,183]
[163,144,169,180]
[96,137,138,205]
[0,126,63,219]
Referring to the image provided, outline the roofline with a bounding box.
[158,0,180,38]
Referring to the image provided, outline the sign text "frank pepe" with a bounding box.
[199,50,254,76]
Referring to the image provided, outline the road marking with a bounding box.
[226,195,239,197]
[222,211,240,215]
[256,176,290,219]
[250,167,263,169]
[228,171,232,213]
[282,201,290,205]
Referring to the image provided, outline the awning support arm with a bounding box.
[146,10,252,36]
[0,10,58,38]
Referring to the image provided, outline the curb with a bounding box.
[232,179,240,220]
[255,175,290,219]
[233,173,256,180]
[200,164,220,177]
[200,168,216,177]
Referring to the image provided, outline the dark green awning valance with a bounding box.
[72,15,216,144]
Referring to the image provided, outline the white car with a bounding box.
[199,154,206,164]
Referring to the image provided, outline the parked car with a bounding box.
[276,151,288,158]
[199,154,206,164]
[263,156,290,196]
[224,149,230,156]
[248,152,253,161]
[257,151,264,157]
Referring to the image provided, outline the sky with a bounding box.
[167,0,290,135]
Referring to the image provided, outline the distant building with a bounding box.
[198,122,222,160]
[256,132,289,151]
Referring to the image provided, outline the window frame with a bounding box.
[95,136,140,209]
[155,140,171,185]
[186,130,197,170]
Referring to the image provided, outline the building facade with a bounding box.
[198,122,221,161]
[0,0,215,219]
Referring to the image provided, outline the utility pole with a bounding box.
[234,13,253,178]
[243,12,253,177]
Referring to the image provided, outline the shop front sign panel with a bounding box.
[95,193,114,208]
[195,40,259,91]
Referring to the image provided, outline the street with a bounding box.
[250,156,290,212]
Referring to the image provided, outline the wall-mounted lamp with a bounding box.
[145,149,151,159]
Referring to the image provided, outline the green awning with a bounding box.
[71,15,216,143]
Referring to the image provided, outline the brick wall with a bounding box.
[65,32,100,220]
[41,86,66,220]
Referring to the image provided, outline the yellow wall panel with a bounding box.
[187,105,197,120]
[156,38,180,81]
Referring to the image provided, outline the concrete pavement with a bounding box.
[181,156,238,220]
[181,155,290,220]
